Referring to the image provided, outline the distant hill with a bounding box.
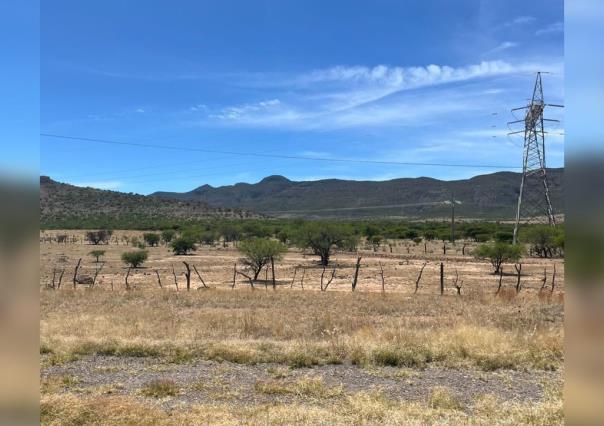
[152,168,564,220]
[40,176,260,228]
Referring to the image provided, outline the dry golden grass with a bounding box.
[41,289,563,371]
[40,389,563,425]
[40,234,564,424]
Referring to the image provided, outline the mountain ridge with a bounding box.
[40,176,261,228]
[151,168,564,219]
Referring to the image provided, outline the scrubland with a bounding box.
[40,231,564,425]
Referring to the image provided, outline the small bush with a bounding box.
[171,237,197,255]
[121,250,148,268]
[428,386,464,410]
[237,238,287,280]
[85,230,112,245]
[161,229,176,244]
[474,242,523,274]
[372,345,432,368]
[143,233,160,247]
[88,250,105,263]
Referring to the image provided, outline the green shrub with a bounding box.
[238,238,287,280]
[473,242,523,274]
[88,250,105,263]
[143,232,160,247]
[121,250,148,268]
[171,237,197,255]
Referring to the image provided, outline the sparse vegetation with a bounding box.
[85,230,112,245]
[474,242,524,274]
[160,229,176,245]
[88,249,105,263]
[120,250,148,268]
[140,379,179,398]
[237,238,287,280]
[143,232,160,247]
[40,227,564,424]
[170,237,197,255]
[294,223,357,266]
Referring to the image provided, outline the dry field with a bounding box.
[40,231,564,425]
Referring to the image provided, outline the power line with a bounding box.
[41,133,522,170]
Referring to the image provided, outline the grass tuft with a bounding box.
[139,379,179,398]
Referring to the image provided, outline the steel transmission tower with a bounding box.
[509,72,562,244]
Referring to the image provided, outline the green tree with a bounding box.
[88,249,105,263]
[171,237,197,255]
[370,235,384,250]
[161,229,176,245]
[422,230,437,241]
[495,231,514,244]
[523,225,559,258]
[404,229,420,240]
[199,230,218,246]
[294,223,355,266]
[85,229,113,245]
[340,234,360,252]
[473,242,523,274]
[143,232,160,247]
[363,224,380,239]
[218,223,240,245]
[237,238,287,280]
[121,250,148,268]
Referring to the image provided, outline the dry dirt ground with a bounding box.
[40,230,564,295]
[40,231,564,425]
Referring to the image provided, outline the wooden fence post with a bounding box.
[351,256,362,291]
[172,265,179,291]
[415,262,427,294]
[440,262,444,295]
[514,263,522,293]
[270,256,276,290]
[125,267,131,290]
[72,258,82,289]
[155,269,162,288]
[232,263,237,288]
[183,261,191,291]
[192,265,209,289]
[379,261,385,294]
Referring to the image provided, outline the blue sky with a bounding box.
[1,0,39,180]
[40,0,564,194]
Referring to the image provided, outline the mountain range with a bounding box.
[151,168,564,220]
[40,176,260,228]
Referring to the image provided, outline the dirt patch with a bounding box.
[41,355,561,410]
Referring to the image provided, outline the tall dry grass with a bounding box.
[41,288,563,371]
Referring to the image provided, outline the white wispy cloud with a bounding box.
[210,99,282,120]
[494,16,535,31]
[484,42,518,55]
[510,16,536,25]
[192,60,560,130]
[536,22,564,36]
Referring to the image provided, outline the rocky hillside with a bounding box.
[152,168,564,219]
[40,176,260,228]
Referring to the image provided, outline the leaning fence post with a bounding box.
[72,258,82,289]
[183,261,191,291]
[352,256,362,291]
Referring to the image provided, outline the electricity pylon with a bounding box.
[508,72,562,244]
